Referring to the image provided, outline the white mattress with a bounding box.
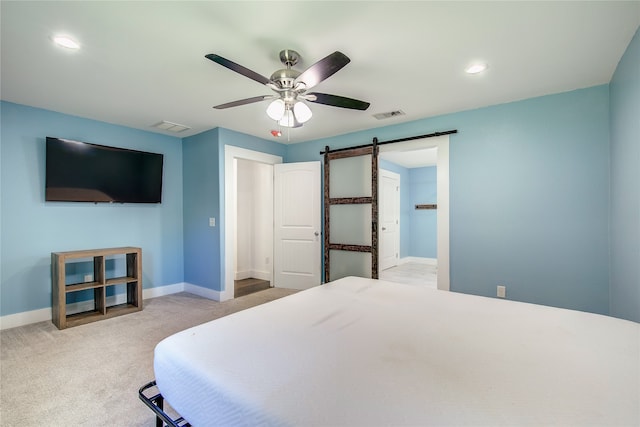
[154,277,640,426]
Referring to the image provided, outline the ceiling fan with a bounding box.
[205,49,370,128]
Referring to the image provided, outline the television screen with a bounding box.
[45,137,164,203]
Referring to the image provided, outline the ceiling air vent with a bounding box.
[152,120,191,133]
[372,110,405,120]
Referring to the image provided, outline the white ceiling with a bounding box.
[1,1,638,144]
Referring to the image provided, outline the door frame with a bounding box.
[223,146,282,300]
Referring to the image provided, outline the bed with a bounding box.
[140,276,640,426]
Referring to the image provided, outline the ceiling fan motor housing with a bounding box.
[270,68,301,90]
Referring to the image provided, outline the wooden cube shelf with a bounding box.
[51,247,142,329]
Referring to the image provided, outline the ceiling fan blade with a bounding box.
[294,51,350,90]
[205,54,271,86]
[214,95,272,109]
[307,92,370,110]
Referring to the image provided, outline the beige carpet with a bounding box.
[0,288,297,426]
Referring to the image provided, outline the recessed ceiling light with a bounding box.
[465,63,488,74]
[52,35,80,50]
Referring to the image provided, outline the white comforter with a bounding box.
[154,277,639,426]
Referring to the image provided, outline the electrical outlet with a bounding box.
[497,285,506,298]
[84,274,93,283]
[265,257,270,264]
[209,217,216,227]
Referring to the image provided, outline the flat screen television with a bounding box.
[45,136,164,203]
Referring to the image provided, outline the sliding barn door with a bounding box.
[324,143,379,282]
[273,162,322,290]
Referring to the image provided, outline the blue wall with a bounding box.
[0,102,184,316]
[609,27,640,323]
[408,167,437,258]
[287,85,611,315]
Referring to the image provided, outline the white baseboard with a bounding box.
[235,270,252,281]
[0,282,188,330]
[235,270,271,281]
[144,282,186,299]
[183,282,223,301]
[0,307,52,331]
[251,270,271,281]
[399,257,437,265]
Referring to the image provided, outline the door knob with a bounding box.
[314,231,320,236]
[382,227,387,231]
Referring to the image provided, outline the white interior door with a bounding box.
[379,169,400,271]
[274,161,321,290]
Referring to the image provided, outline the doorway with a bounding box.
[378,135,450,291]
[234,158,274,297]
[223,146,282,300]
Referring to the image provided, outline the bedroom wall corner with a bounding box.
[609,26,640,323]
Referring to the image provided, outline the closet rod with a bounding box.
[319,129,457,155]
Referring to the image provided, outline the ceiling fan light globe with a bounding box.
[293,101,312,123]
[278,110,295,127]
[266,99,285,121]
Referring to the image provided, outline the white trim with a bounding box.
[379,135,450,291]
[235,270,252,281]
[399,257,437,265]
[143,282,186,299]
[224,145,282,301]
[0,282,188,330]
[235,270,271,281]
[183,282,221,301]
[0,307,51,330]
[250,270,271,281]
[436,138,450,291]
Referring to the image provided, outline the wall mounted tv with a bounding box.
[45,137,164,203]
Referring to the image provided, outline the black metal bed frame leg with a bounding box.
[139,380,191,427]
[156,394,164,427]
